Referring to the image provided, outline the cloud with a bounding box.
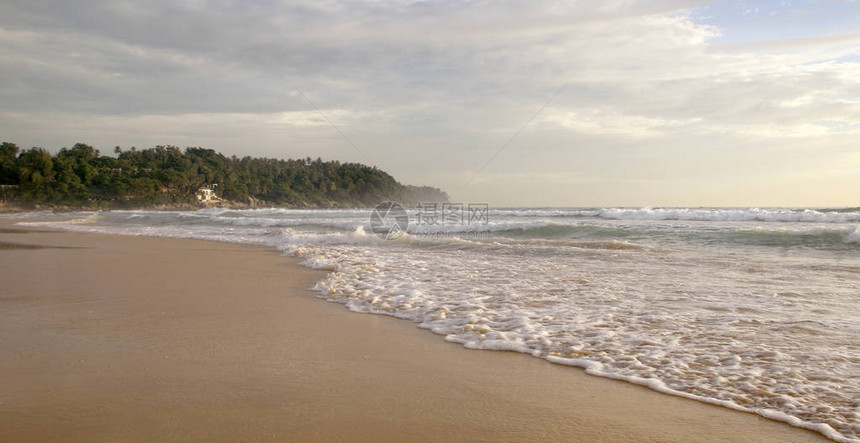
[0,0,857,205]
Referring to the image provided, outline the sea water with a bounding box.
[14,207,860,442]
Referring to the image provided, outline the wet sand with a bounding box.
[0,221,828,442]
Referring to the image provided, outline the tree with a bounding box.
[17,147,54,200]
[0,142,20,185]
[0,141,450,208]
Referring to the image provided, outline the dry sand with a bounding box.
[0,221,828,442]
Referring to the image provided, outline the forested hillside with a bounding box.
[0,142,448,209]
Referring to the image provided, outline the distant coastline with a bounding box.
[0,142,448,211]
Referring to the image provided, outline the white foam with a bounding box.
[305,230,860,442]
[845,227,860,244]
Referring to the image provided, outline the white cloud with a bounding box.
[0,0,858,205]
[537,108,700,137]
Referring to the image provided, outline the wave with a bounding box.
[717,227,860,248]
[23,210,859,251]
[310,239,858,443]
[598,207,860,223]
[425,220,860,249]
[75,210,364,232]
[491,207,860,223]
[845,228,860,244]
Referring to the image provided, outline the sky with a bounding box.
[0,0,858,207]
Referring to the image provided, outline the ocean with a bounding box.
[14,206,860,442]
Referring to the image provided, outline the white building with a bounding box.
[196,184,220,203]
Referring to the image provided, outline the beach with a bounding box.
[0,220,831,442]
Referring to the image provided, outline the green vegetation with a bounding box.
[0,142,448,209]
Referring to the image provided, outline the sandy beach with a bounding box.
[0,220,829,442]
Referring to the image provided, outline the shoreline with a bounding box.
[0,219,831,442]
